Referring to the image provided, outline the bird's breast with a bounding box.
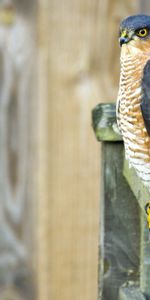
[117,53,150,186]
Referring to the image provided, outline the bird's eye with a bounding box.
[136,28,148,37]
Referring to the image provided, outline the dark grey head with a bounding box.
[119,14,150,46]
[120,15,150,31]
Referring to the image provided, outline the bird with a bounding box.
[117,14,150,190]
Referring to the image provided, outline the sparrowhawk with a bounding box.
[117,14,150,190]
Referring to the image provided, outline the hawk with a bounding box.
[117,14,150,190]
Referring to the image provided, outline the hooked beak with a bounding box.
[119,36,130,47]
[119,29,134,47]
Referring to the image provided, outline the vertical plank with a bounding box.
[100,142,140,300]
[36,1,140,300]
[48,2,100,299]
[36,0,50,299]
[0,1,36,299]
[37,1,100,300]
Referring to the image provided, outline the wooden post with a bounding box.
[92,103,150,300]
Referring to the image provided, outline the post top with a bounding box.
[92,103,122,142]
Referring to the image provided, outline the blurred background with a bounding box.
[0,0,148,299]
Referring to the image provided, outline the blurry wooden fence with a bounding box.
[0,0,147,300]
[36,1,139,300]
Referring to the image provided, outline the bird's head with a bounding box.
[119,15,150,54]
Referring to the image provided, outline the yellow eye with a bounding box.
[136,28,148,37]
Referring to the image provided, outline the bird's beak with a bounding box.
[119,30,133,47]
[119,36,130,47]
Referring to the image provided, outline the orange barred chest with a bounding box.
[117,53,150,187]
[118,57,145,139]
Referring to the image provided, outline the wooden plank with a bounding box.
[36,0,50,299]
[36,0,139,298]
[37,1,100,300]
[0,2,36,299]
[99,142,140,300]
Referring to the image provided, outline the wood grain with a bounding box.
[0,0,142,299]
[36,1,139,300]
[37,1,100,300]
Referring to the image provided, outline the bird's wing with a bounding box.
[141,59,150,135]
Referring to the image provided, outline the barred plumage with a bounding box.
[117,16,150,189]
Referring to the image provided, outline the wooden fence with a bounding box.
[0,0,149,299]
[92,103,150,300]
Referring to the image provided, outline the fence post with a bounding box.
[92,103,147,300]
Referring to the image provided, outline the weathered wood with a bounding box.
[119,286,145,300]
[92,103,122,141]
[123,160,150,297]
[93,102,150,300]
[140,216,150,299]
[99,142,140,300]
